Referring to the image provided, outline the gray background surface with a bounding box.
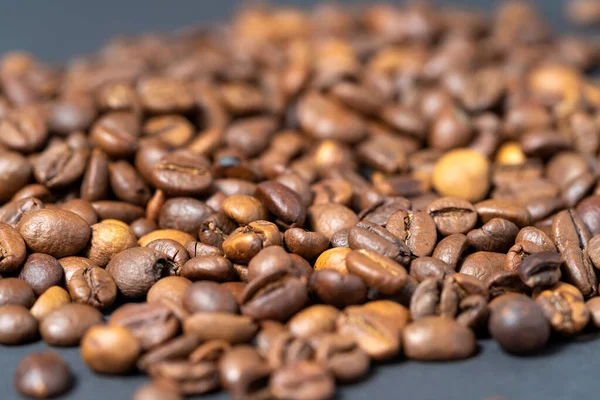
[0,0,599,399]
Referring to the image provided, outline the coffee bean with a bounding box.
[59,199,98,226]
[432,149,490,202]
[67,263,117,309]
[85,219,138,267]
[158,197,213,235]
[515,226,557,251]
[314,333,370,382]
[348,222,411,265]
[314,247,352,274]
[0,222,26,274]
[151,153,213,197]
[198,212,237,249]
[488,293,550,354]
[81,325,141,374]
[18,209,91,258]
[14,352,72,398]
[132,383,182,400]
[387,210,437,257]
[241,270,308,321]
[92,200,145,223]
[80,148,110,201]
[40,303,103,346]
[410,257,455,282]
[284,228,330,261]
[311,178,353,206]
[108,160,151,206]
[130,218,158,238]
[256,181,306,228]
[218,345,271,398]
[0,196,45,228]
[184,312,258,344]
[148,360,220,396]
[147,276,191,306]
[330,228,350,248]
[561,243,597,298]
[0,151,32,202]
[308,269,367,308]
[576,195,600,236]
[225,116,276,156]
[459,252,505,283]
[403,316,476,361]
[145,239,190,276]
[183,281,239,314]
[222,195,268,226]
[137,76,193,114]
[270,361,335,400]
[30,286,70,321]
[586,297,600,328]
[427,197,477,236]
[309,203,358,240]
[432,233,468,269]
[266,331,313,369]
[106,247,168,298]
[33,139,89,188]
[518,251,562,288]
[180,255,235,282]
[551,209,591,252]
[0,305,38,344]
[346,249,408,295]
[143,114,194,148]
[0,106,47,152]
[288,305,340,339]
[467,218,519,253]
[358,196,410,226]
[139,228,195,247]
[137,333,201,372]
[486,269,530,298]
[222,220,282,264]
[0,278,35,308]
[534,282,590,335]
[475,199,532,227]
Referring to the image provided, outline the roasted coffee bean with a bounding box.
[222,220,282,264]
[432,233,468,270]
[256,181,306,228]
[147,360,220,396]
[0,151,32,203]
[309,203,359,240]
[137,333,201,371]
[518,251,562,288]
[59,199,98,226]
[180,255,235,282]
[288,305,340,339]
[14,352,72,399]
[18,209,91,258]
[311,178,353,206]
[410,257,455,282]
[30,286,71,321]
[198,212,237,249]
[109,302,179,350]
[59,256,96,286]
[33,139,88,188]
[159,197,213,235]
[183,281,239,314]
[314,247,352,274]
[40,303,103,346]
[403,316,476,361]
[475,199,531,227]
[219,345,271,399]
[143,114,194,147]
[0,196,45,228]
[247,246,294,281]
[336,306,399,360]
[132,383,182,400]
[427,197,477,236]
[108,160,151,206]
[576,195,600,236]
[551,209,591,252]
[184,241,223,258]
[47,92,96,134]
[561,243,597,298]
[284,228,330,261]
[586,297,600,328]
[138,76,193,114]
[270,361,335,400]
[358,197,411,226]
[486,269,530,298]
[151,154,213,197]
[106,247,168,298]
[467,218,519,253]
[81,325,141,374]
[0,106,47,153]
[92,200,145,223]
[266,331,313,368]
[146,239,190,276]
[147,276,191,306]
[184,312,258,344]
[386,210,437,257]
[346,249,407,295]
[515,226,557,251]
[314,333,370,382]
[432,149,490,203]
[139,229,195,247]
[347,224,409,265]
[0,278,35,308]
[0,305,38,344]
[241,271,308,321]
[67,263,117,309]
[459,252,505,283]
[308,269,367,308]
[488,294,550,354]
[130,218,158,238]
[534,282,589,335]
[330,228,350,248]
[222,195,268,226]
[85,219,137,268]
[81,148,110,201]
[0,222,27,274]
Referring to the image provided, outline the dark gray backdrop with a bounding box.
[0,1,598,399]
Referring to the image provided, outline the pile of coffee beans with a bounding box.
[2,1,600,399]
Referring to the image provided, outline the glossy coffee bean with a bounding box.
[314,333,370,382]
[40,303,103,346]
[219,345,271,398]
[106,247,168,298]
[534,282,590,335]
[183,281,239,314]
[30,286,71,321]
[0,278,35,308]
[158,197,213,235]
[308,269,367,308]
[346,249,407,295]
[81,325,141,374]
[308,203,359,240]
[145,238,190,276]
[180,255,235,282]
[403,316,476,361]
[467,218,519,253]
[151,154,213,197]
[432,233,468,270]
[222,220,282,264]
[387,210,437,257]
[256,180,306,228]
[183,312,258,344]
[284,228,330,261]
[0,305,38,345]
[59,199,98,226]
[270,361,335,400]
[518,251,562,288]
[287,305,340,339]
[14,352,72,399]
[147,276,191,306]
[85,219,138,267]
[0,151,32,203]
[427,197,477,236]
[0,222,26,274]
[67,263,117,309]
[0,197,45,228]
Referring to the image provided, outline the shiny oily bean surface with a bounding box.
[403,316,476,361]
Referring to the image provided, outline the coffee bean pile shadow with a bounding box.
[2,2,600,399]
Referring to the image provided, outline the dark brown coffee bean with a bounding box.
[336,306,399,360]
[92,201,145,223]
[309,203,359,240]
[17,209,91,258]
[0,106,47,152]
[19,253,63,296]
[184,241,223,258]
[137,76,193,114]
[403,316,476,361]
[67,263,117,309]
[241,270,308,321]
[284,228,330,261]
[147,360,220,396]
[0,278,35,308]
[429,106,473,150]
[151,153,213,197]
[219,345,271,398]
[586,297,600,328]
[534,282,589,335]
[256,181,306,228]
[270,361,335,400]
[222,220,282,264]
[145,239,189,276]
[130,218,158,238]
[308,269,367,308]
[14,352,72,398]
[467,218,519,253]
[47,92,96,134]
[184,313,258,344]
[183,281,239,314]
[266,331,314,369]
[81,325,141,374]
[330,228,350,248]
[410,257,455,282]
[551,209,591,252]
[198,212,237,249]
[225,116,276,156]
[348,222,411,266]
[474,199,531,227]
[80,148,110,201]
[576,196,600,236]
[589,234,600,269]
[386,210,437,257]
[0,222,26,274]
[0,305,38,344]
[346,249,408,295]
[159,197,213,235]
[0,151,32,203]
[40,303,103,346]
[427,197,477,236]
[109,302,179,350]
[247,246,293,282]
[59,256,95,286]
[486,269,530,298]
[108,160,151,206]
[85,220,138,267]
[432,233,468,270]
[358,197,410,226]
[515,226,557,251]
[180,255,235,282]
[314,333,370,382]
[106,247,168,298]
[488,293,550,354]
[560,243,597,298]
[0,196,45,228]
[33,139,88,188]
[137,333,201,371]
[518,251,562,288]
[459,251,505,283]
[59,199,98,226]
[143,114,194,148]
[222,195,268,226]
[287,305,340,339]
